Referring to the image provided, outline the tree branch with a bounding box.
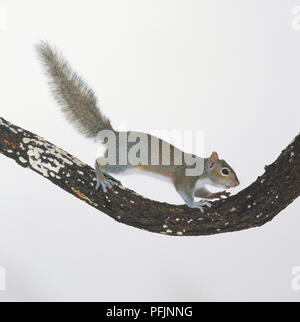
[0,117,299,236]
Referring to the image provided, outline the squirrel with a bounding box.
[36,41,240,211]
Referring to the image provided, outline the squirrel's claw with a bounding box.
[96,178,117,193]
[103,173,122,185]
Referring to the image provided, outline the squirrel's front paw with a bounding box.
[103,173,122,185]
[96,178,117,193]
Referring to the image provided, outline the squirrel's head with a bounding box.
[207,152,240,189]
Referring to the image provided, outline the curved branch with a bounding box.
[0,117,299,236]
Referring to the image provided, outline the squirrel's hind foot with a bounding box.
[96,178,118,193]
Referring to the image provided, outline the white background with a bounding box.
[0,0,300,301]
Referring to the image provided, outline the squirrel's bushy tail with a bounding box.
[36,41,113,138]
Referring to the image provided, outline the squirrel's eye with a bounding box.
[221,168,230,176]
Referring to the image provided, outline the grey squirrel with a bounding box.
[36,41,240,211]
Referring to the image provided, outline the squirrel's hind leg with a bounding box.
[95,159,123,193]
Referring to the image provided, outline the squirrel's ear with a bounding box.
[209,151,219,168]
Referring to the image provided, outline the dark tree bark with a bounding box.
[0,117,299,236]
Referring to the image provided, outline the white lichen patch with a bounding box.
[44,161,66,174]
[163,225,168,229]
[230,207,237,212]
[31,161,49,177]
[0,119,18,134]
[9,127,18,134]
[19,156,27,164]
[27,147,50,177]
[130,200,135,204]
[77,170,84,175]
[166,229,173,234]
[23,138,86,169]
[49,147,74,166]
[27,146,44,159]
[177,232,183,236]
[22,137,86,178]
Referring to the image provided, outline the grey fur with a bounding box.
[36,41,113,138]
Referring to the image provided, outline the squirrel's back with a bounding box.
[36,41,113,138]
